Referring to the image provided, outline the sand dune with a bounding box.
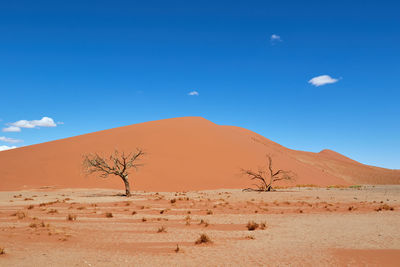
[0,117,399,191]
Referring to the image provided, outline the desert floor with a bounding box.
[0,185,399,266]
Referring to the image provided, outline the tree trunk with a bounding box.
[121,176,131,197]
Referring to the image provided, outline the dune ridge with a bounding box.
[0,117,399,191]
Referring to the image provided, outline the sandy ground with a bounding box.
[0,185,399,266]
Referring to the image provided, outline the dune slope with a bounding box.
[0,117,398,191]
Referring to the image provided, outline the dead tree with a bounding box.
[242,155,295,192]
[82,149,145,197]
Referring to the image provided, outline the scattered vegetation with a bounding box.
[375,204,394,211]
[105,212,113,218]
[170,198,176,204]
[27,205,34,210]
[0,247,5,255]
[12,211,26,219]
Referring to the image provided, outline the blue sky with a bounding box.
[0,0,399,169]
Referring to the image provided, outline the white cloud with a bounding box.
[188,91,199,96]
[0,145,17,151]
[0,136,22,143]
[270,34,282,42]
[4,117,58,132]
[11,117,57,128]
[308,75,339,87]
[2,126,21,132]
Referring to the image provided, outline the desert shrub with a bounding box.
[29,223,37,228]
[174,244,180,253]
[206,210,213,215]
[195,233,212,244]
[67,214,77,221]
[142,217,147,222]
[12,211,26,219]
[157,226,166,233]
[105,212,113,218]
[259,222,267,230]
[47,209,58,214]
[27,205,34,210]
[77,206,85,210]
[132,211,137,215]
[170,199,176,204]
[0,247,5,255]
[246,221,259,231]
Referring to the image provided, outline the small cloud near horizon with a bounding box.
[0,145,17,151]
[2,116,59,132]
[0,136,22,143]
[270,34,282,43]
[308,75,339,87]
[188,91,199,96]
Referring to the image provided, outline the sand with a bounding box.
[0,185,399,266]
[0,117,399,192]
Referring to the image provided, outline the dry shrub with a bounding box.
[157,226,166,233]
[174,244,180,253]
[77,206,85,210]
[27,205,34,210]
[105,212,113,218]
[67,214,77,221]
[132,211,137,215]
[245,235,255,240]
[170,199,177,204]
[259,222,267,230]
[48,209,58,214]
[29,223,37,228]
[142,217,147,222]
[206,210,213,215]
[195,234,212,244]
[246,221,259,231]
[0,247,5,255]
[12,211,26,219]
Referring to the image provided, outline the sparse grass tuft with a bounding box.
[195,233,212,244]
[245,235,255,240]
[246,221,259,231]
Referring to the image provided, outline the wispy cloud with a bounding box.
[270,34,282,43]
[0,136,22,143]
[3,117,59,132]
[188,91,199,96]
[308,75,339,87]
[0,145,17,151]
[2,126,21,132]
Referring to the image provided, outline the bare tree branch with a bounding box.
[242,154,295,192]
[82,148,145,197]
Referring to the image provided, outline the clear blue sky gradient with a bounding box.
[0,0,399,168]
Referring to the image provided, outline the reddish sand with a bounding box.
[0,117,399,191]
[0,186,399,266]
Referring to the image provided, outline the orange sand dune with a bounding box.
[0,117,399,191]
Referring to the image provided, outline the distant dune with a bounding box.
[0,117,399,191]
